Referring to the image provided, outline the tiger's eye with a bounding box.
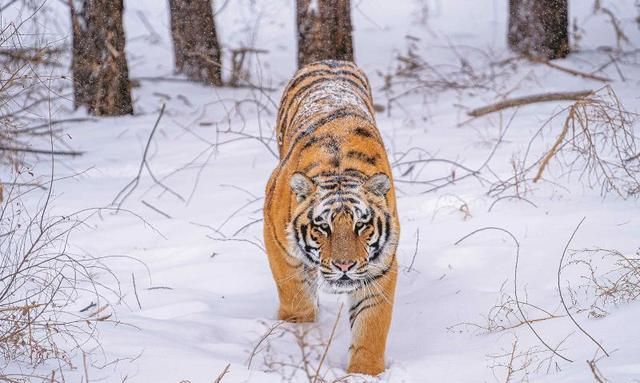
[355,222,364,229]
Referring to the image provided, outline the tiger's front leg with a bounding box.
[347,258,398,376]
[264,222,317,323]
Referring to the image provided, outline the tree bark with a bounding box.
[70,0,134,116]
[508,0,569,60]
[168,0,223,85]
[296,0,354,68]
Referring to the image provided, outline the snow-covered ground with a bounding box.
[4,0,640,382]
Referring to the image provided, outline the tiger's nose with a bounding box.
[332,260,356,272]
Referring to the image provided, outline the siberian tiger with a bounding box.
[263,60,399,375]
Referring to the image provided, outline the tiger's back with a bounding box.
[275,60,377,156]
[268,59,396,210]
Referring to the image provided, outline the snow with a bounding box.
[3,0,640,382]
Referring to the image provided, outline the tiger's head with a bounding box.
[286,170,398,293]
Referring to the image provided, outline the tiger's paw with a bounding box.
[277,307,316,323]
[347,358,385,376]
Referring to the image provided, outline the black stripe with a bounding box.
[319,189,360,201]
[284,68,370,100]
[292,214,302,245]
[367,259,394,282]
[343,169,368,179]
[301,135,322,150]
[302,248,319,265]
[302,134,341,154]
[318,207,332,217]
[354,127,375,138]
[289,67,366,91]
[322,197,361,205]
[302,161,319,173]
[369,215,388,262]
[342,168,363,175]
[383,213,391,246]
[296,221,320,265]
[346,150,379,165]
[290,109,370,156]
[302,224,320,250]
[318,182,362,192]
[321,136,341,154]
[317,182,339,190]
[271,225,303,267]
[350,302,380,327]
[320,174,364,183]
[315,224,330,236]
[350,294,379,315]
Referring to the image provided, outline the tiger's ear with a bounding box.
[365,173,391,196]
[290,172,315,203]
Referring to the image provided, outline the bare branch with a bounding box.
[468,91,594,118]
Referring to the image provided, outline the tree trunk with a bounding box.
[168,0,223,85]
[508,0,569,60]
[70,0,134,116]
[296,0,354,68]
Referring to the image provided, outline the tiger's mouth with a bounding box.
[322,274,363,293]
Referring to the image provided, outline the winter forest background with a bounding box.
[1,0,640,382]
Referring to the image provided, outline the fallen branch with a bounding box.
[0,146,84,157]
[532,105,575,183]
[467,91,593,118]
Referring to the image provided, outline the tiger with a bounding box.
[263,60,400,376]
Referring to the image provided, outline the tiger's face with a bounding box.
[287,171,397,293]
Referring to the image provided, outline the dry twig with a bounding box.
[213,364,230,383]
[557,218,610,356]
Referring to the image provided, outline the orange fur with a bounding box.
[263,60,399,375]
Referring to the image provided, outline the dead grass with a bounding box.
[565,247,640,318]
[248,308,374,383]
[490,86,640,199]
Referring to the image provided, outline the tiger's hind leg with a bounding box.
[347,258,398,375]
[264,220,317,323]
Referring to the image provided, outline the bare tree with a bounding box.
[168,0,223,85]
[296,0,354,68]
[70,0,134,116]
[508,0,569,60]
